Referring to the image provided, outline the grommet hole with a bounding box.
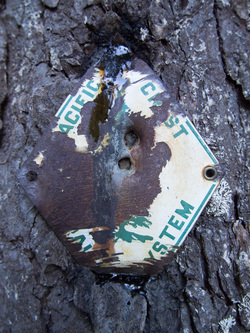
[118,157,132,170]
[26,170,38,181]
[124,130,139,149]
[203,166,217,180]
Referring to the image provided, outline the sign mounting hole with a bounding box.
[26,170,38,181]
[124,130,139,149]
[118,157,132,170]
[203,166,217,180]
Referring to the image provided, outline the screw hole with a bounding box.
[124,130,139,149]
[203,166,217,180]
[118,157,132,170]
[26,170,38,181]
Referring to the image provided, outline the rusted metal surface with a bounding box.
[17,46,219,275]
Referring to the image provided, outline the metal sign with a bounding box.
[18,46,219,275]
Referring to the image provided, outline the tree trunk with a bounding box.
[0,0,249,332]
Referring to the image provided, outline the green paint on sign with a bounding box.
[114,216,153,243]
[115,102,129,124]
[175,200,194,219]
[83,244,92,252]
[175,184,216,246]
[56,95,73,118]
[72,234,86,244]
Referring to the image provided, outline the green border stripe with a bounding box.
[185,119,218,165]
[56,95,73,118]
[175,183,216,246]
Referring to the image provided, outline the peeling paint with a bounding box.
[68,131,88,154]
[33,152,45,167]
[124,79,164,118]
[94,133,112,154]
[66,113,218,267]
[52,72,102,152]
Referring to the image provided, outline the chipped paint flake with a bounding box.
[33,152,45,167]
[124,79,164,118]
[66,227,109,252]
[94,133,112,153]
[68,130,88,154]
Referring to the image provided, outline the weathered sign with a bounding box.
[18,46,219,275]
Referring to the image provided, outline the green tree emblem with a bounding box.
[114,216,153,243]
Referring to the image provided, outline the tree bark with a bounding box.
[0,0,249,332]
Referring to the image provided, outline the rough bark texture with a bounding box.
[0,0,249,332]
